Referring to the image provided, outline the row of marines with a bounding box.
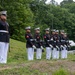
[25,26,70,60]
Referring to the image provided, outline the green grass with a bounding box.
[52,68,69,75]
[8,39,46,63]
[68,54,75,61]
[8,39,27,63]
[0,39,75,75]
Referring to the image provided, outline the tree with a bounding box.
[0,0,75,41]
[0,0,34,41]
[60,0,74,7]
[60,2,75,41]
[50,0,58,5]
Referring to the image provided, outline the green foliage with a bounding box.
[70,46,75,50]
[30,1,75,41]
[60,2,75,41]
[60,0,73,6]
[0,0,75,41]
[0,0,34,42]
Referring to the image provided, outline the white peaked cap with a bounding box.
[51,29,56,32]
[55,30,59,32]
[35,27,40,30]
[60,30,65,32]
[45,28,50,31]
[0,11,7,16]
[25,26,31,30]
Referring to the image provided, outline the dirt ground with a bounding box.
[31,60,75,74]
[0,59,75,74]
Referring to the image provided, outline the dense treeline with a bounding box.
[0,0,75,42]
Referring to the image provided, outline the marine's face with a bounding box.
[60,32,64,35]
[52,32,55,35]
[35,30,40,33]
[0,15,7,21]
[64,34,67,37]
[26,29,31,33]
[56,32,59,35]
[46,31,49,34]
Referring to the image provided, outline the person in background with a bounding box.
[0,10,10,63]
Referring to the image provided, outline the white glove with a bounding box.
[32,45,36,49]
[56,46,59,49]
[41,46,44,50]
[64,45,67,47]
[61,45,63,48]
[51,38,53,41]
[49,44,53,48]
[68,45,70,48]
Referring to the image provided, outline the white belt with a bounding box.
[47,40,50,42]
[30,39,34,41]
[0,30,8,33]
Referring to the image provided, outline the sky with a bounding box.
[46,0,75,4]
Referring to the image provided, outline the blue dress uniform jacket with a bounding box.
[55,34,60,47]
[60,34,69,49]
[51,34,60,48]
[65,37,69,46]
[25,33,34,48]
[0,20,10,43]
[44,34,51,47]
[50,34,56,48]
[34,33,42,48]
[60,34,66,46]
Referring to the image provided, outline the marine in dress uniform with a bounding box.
[55,30,60,59]
[0,11,10,63]
[63,33,69,58]
[34,27,44,59]
[44,28,52,60]
[51,29,58,59]
[25,26,36,60]
[60,30,68,59]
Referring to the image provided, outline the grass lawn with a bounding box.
[0,39,75,75]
